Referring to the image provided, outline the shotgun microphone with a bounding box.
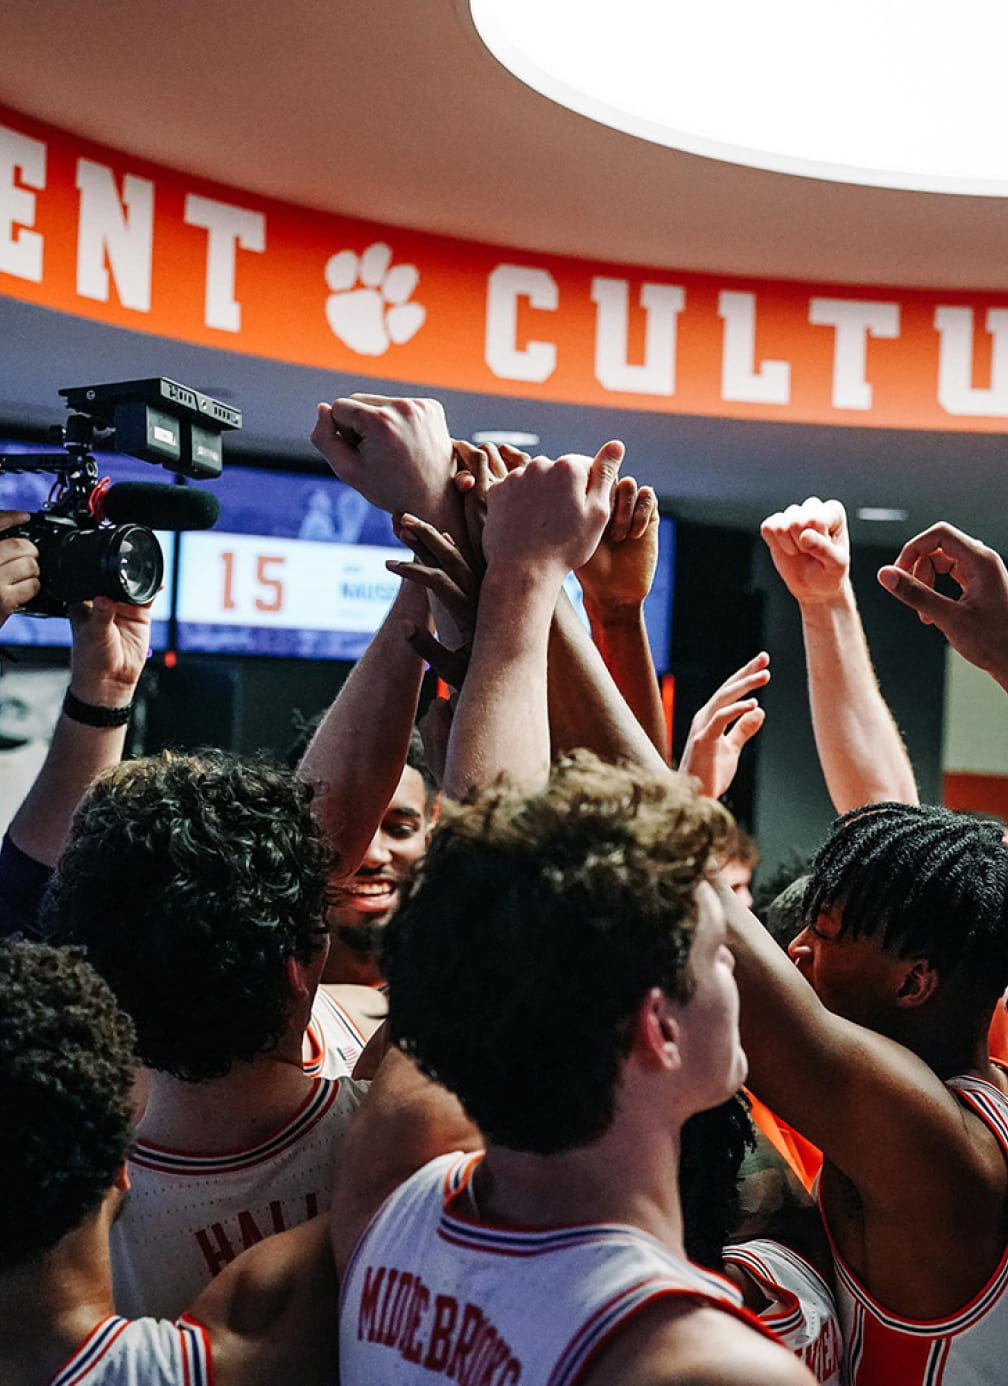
[98,482,220,531]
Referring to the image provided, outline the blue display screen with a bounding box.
[1,449,676,669]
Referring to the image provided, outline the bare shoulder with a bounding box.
[188,1216,337,1386]
[581,1297,815,1386]
[330,1049,481,1276]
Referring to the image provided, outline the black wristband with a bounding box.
[62,688,133,728]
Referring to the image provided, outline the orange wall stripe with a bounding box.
[943,772,1008,819]
[5,103,1008,431]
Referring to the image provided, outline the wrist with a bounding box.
[797,578,857,621]
[482,558,567,600]
[583,596,647,627]
[62,688,133,728]
[68,676,138,708]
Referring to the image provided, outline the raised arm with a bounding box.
[679,652,770,800]
[297,575,430,876]
[7,597,151,870]
[573,479,668,758]
[547,588,673,774]
[391,444,669,783]
[716,879,998,1231]
[761,497,918,811]
[878,521,1008,692]
[310,393,467,547]
[443,444,622,799]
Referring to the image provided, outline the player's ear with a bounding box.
[113,1162,131,1193]
[286,952,315,1002]
[635,988,682,1070]
[895,957,940,1009]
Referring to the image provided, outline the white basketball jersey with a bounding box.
[47,1314,211,1386]
[303,988,368,1077]
[828,1073,1008,1386]
[340,1152,777,1386]
[723,1239,842,1384]
[112,1074,365,1320]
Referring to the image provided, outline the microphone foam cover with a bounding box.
[100,482,220,531]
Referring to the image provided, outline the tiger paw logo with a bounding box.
[324,242,426,356]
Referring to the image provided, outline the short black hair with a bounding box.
[406,726,439,810]
[385,752,731,1155]
[804,802,1008,997]
[0,942,135,1271]
[679,1093,754,1271]
[288,712,438,810]
[43,750,329,1081]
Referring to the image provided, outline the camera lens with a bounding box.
[113,526,164,603]
[44,523,164,606]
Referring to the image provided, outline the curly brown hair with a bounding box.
[43,750,330,1080]
[384,751,732,1154]
[0,942,136,1271]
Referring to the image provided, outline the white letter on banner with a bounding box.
[0,126,46,282]
[485,265,557,382]
[808,298,900,410]
[718,290,790,404]
[935,306,1008,417]
[590,278,684,395]
[75,159,153,311]
[183,194,266,332]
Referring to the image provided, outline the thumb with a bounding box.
[878,565,950,625]
[797,527,843,569]
[726,706,766,751]
[588,440,624,505]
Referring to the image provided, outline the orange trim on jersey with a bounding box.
[49,1317,130,1386]
[822,1074,1008,1385]
[178,1313,217,1386]
[303,991,367,1076]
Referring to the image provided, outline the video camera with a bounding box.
[0,378,240,617]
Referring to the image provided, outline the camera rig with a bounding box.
[0,377,239,617]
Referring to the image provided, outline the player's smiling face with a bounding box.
[328,764,431,950]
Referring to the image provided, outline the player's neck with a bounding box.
[476,1121,686,1253]
[0,1206,117,1386]
[138,1053,317,1153]
[898,997,997,1083]
[323,935,384,987]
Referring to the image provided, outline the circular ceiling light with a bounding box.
[470,0,1008,196]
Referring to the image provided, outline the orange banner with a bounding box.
[3,102,1008,431]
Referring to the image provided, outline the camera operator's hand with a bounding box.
[68,597,152,708]
[0,511,40,626]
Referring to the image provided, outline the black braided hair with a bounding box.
[803,802,1008,996]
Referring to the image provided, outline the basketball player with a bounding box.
[722,802,1008,1382]
[0,939,339,1386]
[331,439,813,1385]
[42,750,367,1319]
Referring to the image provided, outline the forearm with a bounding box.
[8,653,136,869]
[800,584,918,812]
[298,581,427,874]
[582,601,668,759]
[444,568,558,799]
[548,592,670,774]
